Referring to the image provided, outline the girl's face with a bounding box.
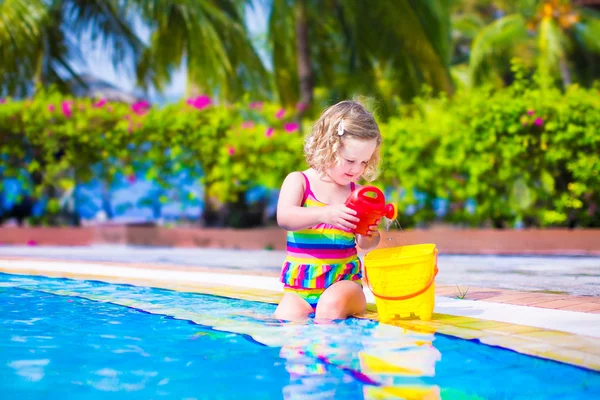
[327,137,377,185]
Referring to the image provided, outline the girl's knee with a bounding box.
[274,307,311,321]
[315,294,348,315]
[274,293,314,321]
[315,284,365,319]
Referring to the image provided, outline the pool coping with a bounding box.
[1,257,599,372]
[2,255,597,313]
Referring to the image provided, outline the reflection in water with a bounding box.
[219,313,442,399]
[277,322,441,399]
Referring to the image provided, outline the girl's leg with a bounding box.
[274,292,314,321]
[314,280,366,320]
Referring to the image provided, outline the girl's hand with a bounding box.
[364,220,380,237]
[321,204,360,231]
[356,219,381,251]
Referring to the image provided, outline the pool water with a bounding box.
[1,273,598,399]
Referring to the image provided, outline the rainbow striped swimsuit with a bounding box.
[280,172,362,308]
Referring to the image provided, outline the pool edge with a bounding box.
[1,258,599,372]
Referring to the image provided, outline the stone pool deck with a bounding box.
[1,246,599,371]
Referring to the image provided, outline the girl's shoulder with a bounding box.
[284,170,308,182]
[284,169,315,183]
[281,170,310,191]
[279,171,312,205]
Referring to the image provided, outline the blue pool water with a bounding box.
[1,274,598,399]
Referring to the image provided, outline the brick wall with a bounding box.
[1,226,599,255]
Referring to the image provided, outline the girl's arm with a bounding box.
[276,172,326,231]
[277,172,360,231]
[356,228,381,252]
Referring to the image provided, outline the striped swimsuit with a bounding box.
[280,172,362,309]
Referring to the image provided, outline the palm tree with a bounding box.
[0,0,142,97]
[266,0,454,112]
[468,0,600,87]
[134,0,270,101]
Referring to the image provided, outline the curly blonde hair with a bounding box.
[304,100,382,181]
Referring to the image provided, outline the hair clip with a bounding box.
[338,120,345,136]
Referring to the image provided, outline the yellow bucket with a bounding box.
[364,244,438,321]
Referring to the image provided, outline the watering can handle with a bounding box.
[363,249,439,301]
[355,186,382,203]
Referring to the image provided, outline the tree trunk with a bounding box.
[34,50,45,93]
[559,57,572,87]
[295,0,313,111]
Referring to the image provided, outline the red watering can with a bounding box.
[345,186,397,235]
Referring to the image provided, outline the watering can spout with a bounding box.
[384,204,397,220]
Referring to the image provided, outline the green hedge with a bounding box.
[0,93,305,219]
[1,66,599,227]
[381,64,600,228]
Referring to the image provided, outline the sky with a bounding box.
[72,3,269,105]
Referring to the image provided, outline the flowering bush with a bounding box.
[1,66,599,227]
[0,90,304,224]
[381,63,600,228]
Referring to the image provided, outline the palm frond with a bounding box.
[136,0,269,101]
[452,13,486,39]
[515,0,540,19]
[0,0,48,96]
[572,14,600,53]
[468,13,527,85]
[343,0,453,100]
[62,0,143,73]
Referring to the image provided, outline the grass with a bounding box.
[455,285,470,299]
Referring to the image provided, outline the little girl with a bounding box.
[275,100,383,321]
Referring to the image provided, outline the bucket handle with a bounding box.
[363,248,439,301]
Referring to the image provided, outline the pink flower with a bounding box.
[128,174,136,184]
[296,102,308,112]
[93,98,107,108]
[61,101,72,118]
[0,99,5,104]
[265,127,274,138]
[527,109,535,116]
[284,122,299,133]
[187,95,212,110]
[132,100,150,115]
[27,240,37,246]
[241,121,255,129]
[249,101,263,110]
[534,117,544,126]
[48,104,55,112]
[227,146,236,156]
[275,108,286,119]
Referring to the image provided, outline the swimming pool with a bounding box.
[1,273,598,399]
